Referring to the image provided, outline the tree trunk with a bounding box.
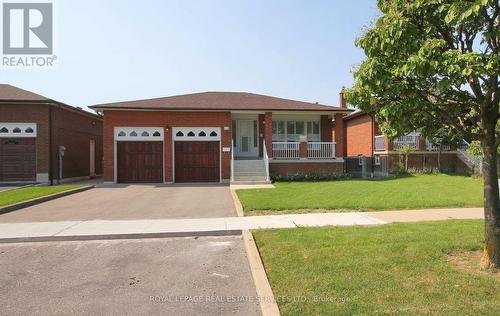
[438,150,441,172]
[480,140,500,269]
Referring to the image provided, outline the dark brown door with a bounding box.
[117,141,163,183]
[175,141,220,182]
[0,138,36,182]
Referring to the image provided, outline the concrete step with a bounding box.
[233,165,266,169]
[233,176,269,182]
[234,172,267,177]
[231,180,272,185]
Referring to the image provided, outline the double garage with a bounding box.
[115,127,221,183]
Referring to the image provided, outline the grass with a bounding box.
[237,174,483,214]
[0,185,84,207]
[253,220,499,315]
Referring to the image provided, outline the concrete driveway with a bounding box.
[0,184,237,223]
[0,236,260,316]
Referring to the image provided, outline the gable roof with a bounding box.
[0,84,102,120]
[0,84,50,101]
[90,92,352,113]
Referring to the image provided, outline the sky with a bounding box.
[0,0,380,112]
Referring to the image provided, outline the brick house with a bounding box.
[343,111,474,173]
[90,91,352,184]
[0,84,103,183]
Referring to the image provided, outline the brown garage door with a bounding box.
[175,141,220,183]
[0,138,36,182]
[117,141,163,183]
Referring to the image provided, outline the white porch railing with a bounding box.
[393,134,420,150]
[374,135,385,151]
[272,142,300,159]
[263,140,270,181]
[307,142,335,159]
[426,140,451,151]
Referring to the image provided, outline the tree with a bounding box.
[347,0,499,268]
[429,128,463,171]
[397,143,414,172]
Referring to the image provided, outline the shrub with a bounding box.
[270,172,351,182]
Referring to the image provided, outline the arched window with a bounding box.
[130,131,137,136]
[0,127,8,133]
[176,131,184,137]
[25,127,34,133]
[198,131,206,137]
[13,127,21,133]
[210,131,217,137]
[153,131,161,137]
[118,131,126,137]
[187,131,195,137]
[141,131,149,137]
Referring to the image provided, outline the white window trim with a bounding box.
[114,127,164,141]
[0,122,37,137]
[173,127,221,141]
[272,119,320,142]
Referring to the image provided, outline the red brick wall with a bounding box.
[320,115,333,142]
[52,106,103,179]
[334,113,346,157]
[346,114,374,157]
[0,103,103,181]
[0,103,50,175]
[103,110,232,182]
[270,162,343,175]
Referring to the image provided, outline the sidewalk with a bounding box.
[0,208,483,242]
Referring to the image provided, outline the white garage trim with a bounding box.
[173,127,221,141]
[0,122,37,137]
[114,127,164,141]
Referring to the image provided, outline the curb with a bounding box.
[0,230,243,244]
[230,188,245,217]
[0,185,94,215]
[243,230,281,316]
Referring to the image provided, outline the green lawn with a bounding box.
[0,185,83,207]
[253,220,499,315]
[237,174,483,214]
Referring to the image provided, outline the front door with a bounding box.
[236,120,258,157]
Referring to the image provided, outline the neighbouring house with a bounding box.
[343,111,475,173]
[90,91,352,184]
[0,84,103,184]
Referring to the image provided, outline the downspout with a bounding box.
[48,106,53,185]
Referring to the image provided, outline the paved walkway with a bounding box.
[0,208,483,241]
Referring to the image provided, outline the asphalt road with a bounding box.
[0,236,260,315]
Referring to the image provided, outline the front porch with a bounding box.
[231,111,346,183]
[232,112,342,160]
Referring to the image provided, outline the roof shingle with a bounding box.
[90,92,351,112]
[0,84,50,101]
